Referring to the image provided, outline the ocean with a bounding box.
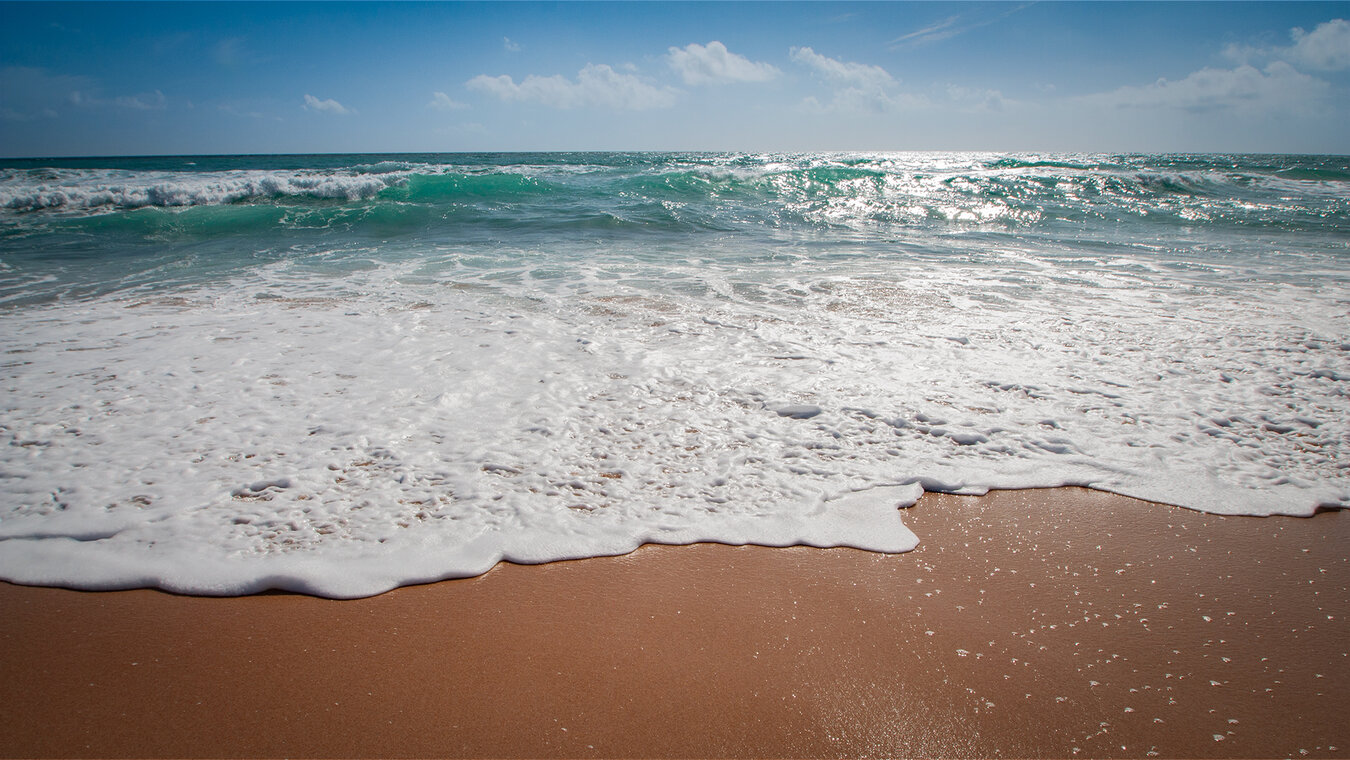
[1,151,1346,597]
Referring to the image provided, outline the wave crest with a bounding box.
[1,168,407,212]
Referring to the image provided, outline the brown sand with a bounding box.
[0,487,1345,758]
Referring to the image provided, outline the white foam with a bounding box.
[0,239,1346,597]
[0,168,408,212]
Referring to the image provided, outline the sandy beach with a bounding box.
[1,487,1345,758]
[4,5,1349,757]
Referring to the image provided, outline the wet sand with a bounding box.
[1,487,1346,758]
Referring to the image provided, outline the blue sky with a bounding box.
[2,1,1349,156]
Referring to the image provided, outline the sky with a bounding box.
[2,1,1349,157]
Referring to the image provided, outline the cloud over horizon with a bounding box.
[666,41,779,86]
[1085,61,1329,114]
[467,63,677,110]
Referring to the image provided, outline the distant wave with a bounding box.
[2,153,1347,239]
[0,168,409,212]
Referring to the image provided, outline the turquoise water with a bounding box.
[4,152,1347,304]
[0,152,1347,596]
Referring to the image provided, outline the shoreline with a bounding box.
[1,487,1345,758]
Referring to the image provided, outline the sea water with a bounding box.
[1,152,1346,597]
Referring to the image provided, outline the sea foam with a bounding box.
[0,250,1345,597]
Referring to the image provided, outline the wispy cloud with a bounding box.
[503,37,521,53]
[152,31,193,58]
[218,103,281,121]
[890,15,964,46]
[111,90,167,110]
[467,64,677,110]
[214,37,248,66]
[0,107,57,122]
[888,4,1033,49]
[2,66,170,119]
[303,94,354,115]
[666,41,780,86]
[68,87,166,111]
[943,84,1008,113]
[428,91,469,111]
[0,66,89,120]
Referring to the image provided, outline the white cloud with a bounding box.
[303,94,354,115]
[428,91,469,111]
[789,46,897,90]
[503,37,521,53]
[1225,18,1350,71]
[666,41,779,85]
[1084,61,1328,113]
[789,47,905,112]
[466,64,677,110]
[1286,19,1350,70]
